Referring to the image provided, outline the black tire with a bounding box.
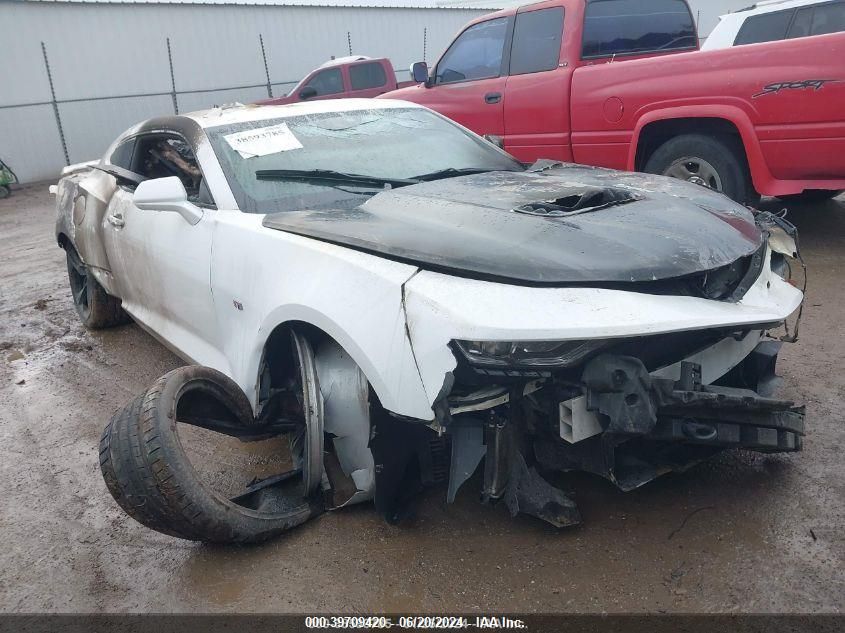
[99,366,321,543]
[65,246,129,329]
[777,190,843,203]
[0,185,9,199]
[644,133,759,206]
[100,395,195,539]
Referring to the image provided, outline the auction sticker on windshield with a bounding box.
[224,122,303,158]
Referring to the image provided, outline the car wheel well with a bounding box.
[258,321,382,412]
[635,118,746,172]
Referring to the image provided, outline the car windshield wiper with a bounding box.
[255,169,419,189]
[409,167,498,182]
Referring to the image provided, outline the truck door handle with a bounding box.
[484,92,502,104]
[107,213,125,228]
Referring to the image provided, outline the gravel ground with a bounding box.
[0,184,842,614]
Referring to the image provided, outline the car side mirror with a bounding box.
[299,86,318,100]
[411,61,429,85]
[133,177,203,225]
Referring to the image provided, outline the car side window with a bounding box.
[582,0,697,58]
[109,139,136,170]
[304,68,344,96]
[435,17,509,85]
[131,135,215,207]
[733,9,794,45]
[810,2,845,35]
[509,7,564,75]
[788,7,814,38]
[349,62,388,90]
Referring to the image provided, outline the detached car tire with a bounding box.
[99,366,321,543]
[65,246,129,329]
[644,134,759,206]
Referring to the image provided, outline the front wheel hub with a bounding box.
[664,157,723,192]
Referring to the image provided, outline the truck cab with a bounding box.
[384,0,698,161]
[384,0,845,204]
[259,56,403,106]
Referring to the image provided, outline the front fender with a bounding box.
[247,302,432,420]
[211,214,434,421]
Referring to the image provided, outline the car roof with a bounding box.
[112,99,426,151]
[724,0,829,19]
[182,98,424,129]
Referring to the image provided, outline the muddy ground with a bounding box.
[0,184,842,614]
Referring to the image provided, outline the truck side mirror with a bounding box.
[299,86,318,100]
[133,177,203,225]
[411,61,429,84]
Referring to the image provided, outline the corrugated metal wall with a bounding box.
[0,2,487,183]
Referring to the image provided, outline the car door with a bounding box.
[502,4,570,162]
[411,16,511,138]
[300,67,347,101]
[101,133,225,368]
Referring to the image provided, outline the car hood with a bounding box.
[262,163,763,285]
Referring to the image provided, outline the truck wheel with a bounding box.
[65,246,129,329]
[99,365,322,543]
[644,134,758,206]
[0,185,10,199]
[777,190,843,204]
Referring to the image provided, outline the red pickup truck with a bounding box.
[383,0,845,203]
[259,56,416,106]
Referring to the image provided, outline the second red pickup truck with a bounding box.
[259,56,416,106]
[383,0,845,204]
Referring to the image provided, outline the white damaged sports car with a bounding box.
[55,100,806,542]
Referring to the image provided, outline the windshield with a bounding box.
[205,106,524,213]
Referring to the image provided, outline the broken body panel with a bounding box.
[55,101,806,528]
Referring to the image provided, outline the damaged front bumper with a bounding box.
[374,221,806,528]
[544,349,804,492]
[420,337,804,530]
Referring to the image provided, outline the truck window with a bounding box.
[349,62,388,90]
[435,17,508,84]
[581,0,696,58]
[509,7,564,75]
[304,68,344,96]
[811,2,845,35]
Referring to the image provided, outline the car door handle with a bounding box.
[484,92,502,104]
[107,213,125,228]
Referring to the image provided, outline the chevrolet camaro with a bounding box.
[54,100,805,543]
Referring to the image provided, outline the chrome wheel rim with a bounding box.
[664,157,723,192]
[66,249,91,317]
[290,331,324,494]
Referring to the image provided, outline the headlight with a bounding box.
[455,339,607,368]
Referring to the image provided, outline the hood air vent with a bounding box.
[514,186,639,217]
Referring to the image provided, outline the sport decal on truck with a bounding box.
[753,79,839,99]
